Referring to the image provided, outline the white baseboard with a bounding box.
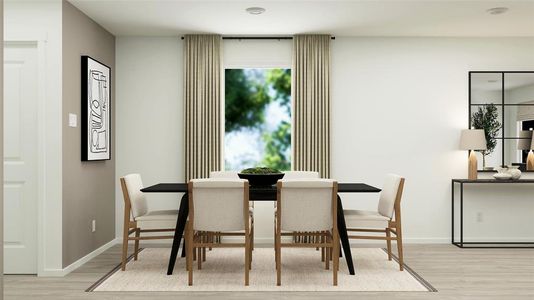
[39,238,118,277]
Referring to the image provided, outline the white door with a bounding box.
[4,42,39,274]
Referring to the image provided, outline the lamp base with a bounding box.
[468,151,478,180]
[528,151,534,171]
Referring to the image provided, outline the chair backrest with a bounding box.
[277,179,337,232]
[377,174,405,219]
[209,171,239,179]
[189,179,248,232]
[120,174,148,219]
[283,171,320,179]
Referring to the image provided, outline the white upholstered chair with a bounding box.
[343,174,406,271]
[209,171,239,179]
[185,179,253,286]
[275,179,339,286]
[278,171,321,245]
[283,171,320,179]
[209,171,254,248]
[119,174,177,271]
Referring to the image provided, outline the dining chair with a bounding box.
[119,174,177,271]
[185,179,253,286]
[275,179,339,286]
[278,171,322,250]
[343,174,406,271]
[209,171,254,249]
[283,171,319,179]
[209,171,239,178]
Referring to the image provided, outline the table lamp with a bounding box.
[460,129,487,180]
[529,133,534,171]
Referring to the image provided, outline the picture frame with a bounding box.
[81,55,112,161]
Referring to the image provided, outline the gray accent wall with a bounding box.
[62,1,115,267]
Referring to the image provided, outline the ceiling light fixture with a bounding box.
[246,7,266,15]
[486,7,509,15]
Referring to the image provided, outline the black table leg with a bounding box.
[181,239,186,258]
[337,195,355,275]
[167,193,189,275]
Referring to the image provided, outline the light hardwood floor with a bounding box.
[4,244,534,300]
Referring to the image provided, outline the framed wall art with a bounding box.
[81,55,111,161]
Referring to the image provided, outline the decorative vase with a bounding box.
[507,166,522,180]
[493,167,512,180]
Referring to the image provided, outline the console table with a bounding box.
[452,179,534,248]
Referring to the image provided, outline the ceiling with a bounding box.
[68,0,534,37]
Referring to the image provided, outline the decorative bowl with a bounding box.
[237,173,285,186]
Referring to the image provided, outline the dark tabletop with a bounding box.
[141,182,381,200]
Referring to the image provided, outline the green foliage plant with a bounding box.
[240,167,282,174]
[471,104,502,168]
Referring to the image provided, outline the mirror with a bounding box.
[469,72,534,171]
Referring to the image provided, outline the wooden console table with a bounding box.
[452,179,534,248]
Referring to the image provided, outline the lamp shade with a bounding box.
[460,129,487,150]
[518,130,533,150]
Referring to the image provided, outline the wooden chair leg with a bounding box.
[134,228,140,261]
[197,233,202,270]
[198,246,202,270]
[385,228,392,261]
[321,232,325,262]
[396,226,404,271]
[184,229,189,271]
[202,233,206,262]
[245,232,250,286]
[251,218,255,251]
[187,223,194,286]
[274,229,278,270]
[325,235,330,270]
[209,232,213,251]
[249,240,253,270]
[121,227,129,271]
[276,229,281,286]
[193,238,197,262]
[333,230,339,286]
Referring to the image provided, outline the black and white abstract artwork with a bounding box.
[81,56,111,161]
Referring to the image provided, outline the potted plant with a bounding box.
[238,167,285,186]
[471,104,502,169]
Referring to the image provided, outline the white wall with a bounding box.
[223,39,292,68]
[115,37,184,237]
[4,0,63,274]
[116,37,534,244]
[331,37,534,242]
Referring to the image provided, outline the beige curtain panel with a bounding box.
[292,35,332,178]
[184,35,223,181]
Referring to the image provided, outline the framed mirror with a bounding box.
[469,71,534,171]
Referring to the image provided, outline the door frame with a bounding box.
[4,31,61,276]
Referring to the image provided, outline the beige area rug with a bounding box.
[89,248,436,292]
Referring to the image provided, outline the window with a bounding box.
[224,68,291,171]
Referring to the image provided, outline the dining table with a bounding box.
[141,182,381,276]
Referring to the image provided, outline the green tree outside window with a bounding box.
[225,69,291,171]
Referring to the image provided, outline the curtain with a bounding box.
[292,35,331,178]
[184,35,222,180]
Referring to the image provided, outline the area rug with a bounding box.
[88,248,436,292]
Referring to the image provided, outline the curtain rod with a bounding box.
[180,36,335,40]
